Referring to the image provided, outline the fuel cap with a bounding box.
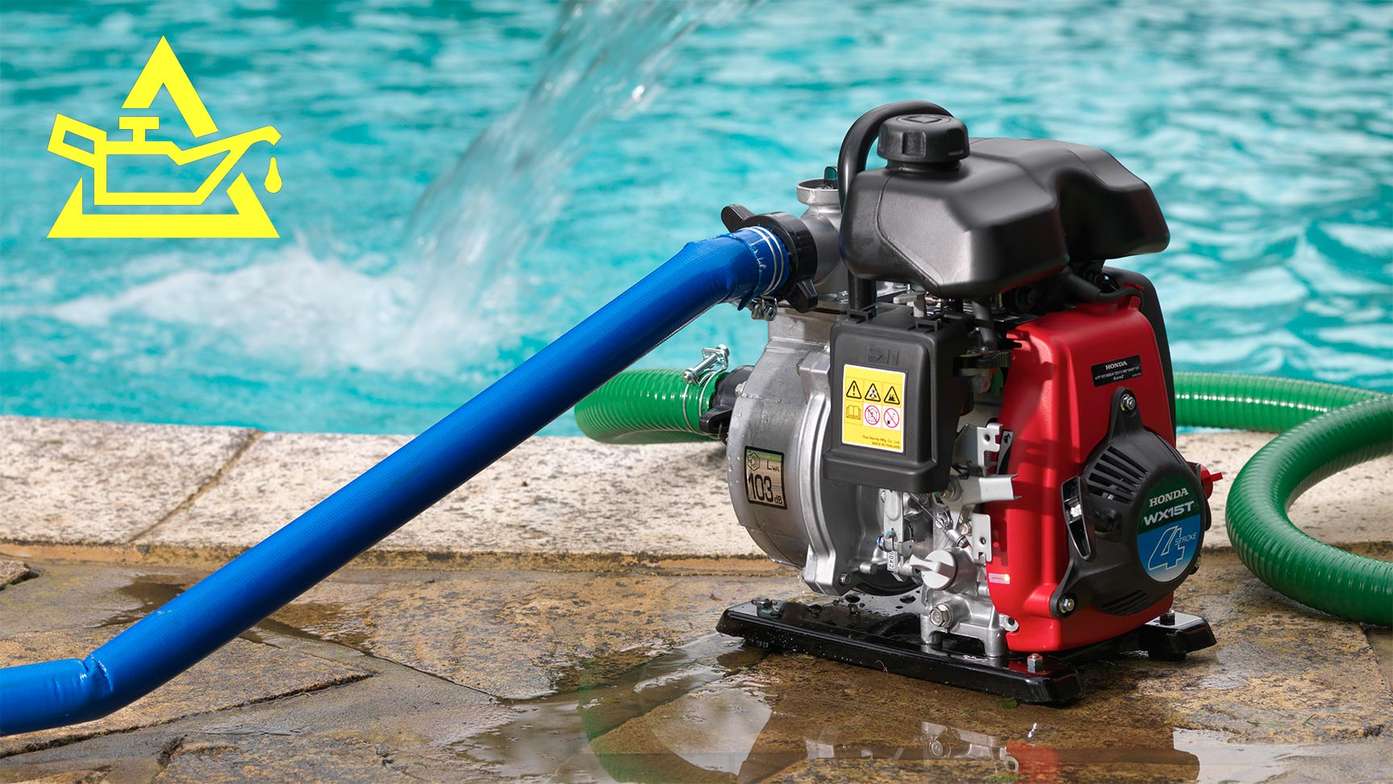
[877,114,969,166]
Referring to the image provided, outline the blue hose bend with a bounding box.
[0,228,790,736]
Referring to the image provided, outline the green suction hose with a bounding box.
[577,368,1391,624]
[574,368,725,444]
[1174,372,1392,625]
[1174,371,1382,432]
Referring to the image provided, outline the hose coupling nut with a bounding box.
[721,204,819,312]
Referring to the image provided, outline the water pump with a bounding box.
[691,102,1217,702]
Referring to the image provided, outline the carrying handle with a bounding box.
[835,100,952,207]
[48,114,106,168]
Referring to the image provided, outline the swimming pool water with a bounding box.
[2,0,1390,435]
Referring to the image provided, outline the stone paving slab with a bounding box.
[0,627,370,757]
[138,431,755,559]
[1,551,1389,782]
[590,550,1393,747]
[0,417,254,546]
[0,560,147,638]
[270,568,802,700]
[589,549,1393,782]
[1180,430,1393,549]
[0,417,1388,564]
[152,735,425,783]
[0,574,511,782]
[0,559,36,590]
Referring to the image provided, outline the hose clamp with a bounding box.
[680,345,729,433]
[683,344,729,383]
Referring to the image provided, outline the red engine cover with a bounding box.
[986,301,1175,652]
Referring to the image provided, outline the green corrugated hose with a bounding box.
[577,369,1392,624]
[574,368,725,444]
[1175,372,1392,625]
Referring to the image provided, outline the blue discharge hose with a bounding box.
[0,228,791,736]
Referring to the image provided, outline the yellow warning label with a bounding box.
[841,364,906,453]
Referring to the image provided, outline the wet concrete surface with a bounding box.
[0,629,370,759]
[1,551,1390,783]
[269,570,801,699]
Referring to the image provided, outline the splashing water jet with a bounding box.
[398,0,753,368]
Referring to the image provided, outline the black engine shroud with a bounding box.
[843,135,1169,299]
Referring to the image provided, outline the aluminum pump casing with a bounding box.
[725,309,866,594]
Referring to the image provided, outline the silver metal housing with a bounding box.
[725,310,875,594]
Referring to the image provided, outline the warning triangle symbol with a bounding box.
[846,381,863,400]
[884,386,901,405]
[864,383,881,402]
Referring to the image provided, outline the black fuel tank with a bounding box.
[842,126,1169,299]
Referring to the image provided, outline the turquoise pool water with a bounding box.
[2,1,1390,435]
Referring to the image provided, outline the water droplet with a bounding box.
[264,156,282,194]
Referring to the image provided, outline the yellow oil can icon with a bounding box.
[47,37,281,239]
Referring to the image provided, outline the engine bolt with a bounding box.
[1058,595,1077,615]
[1120,393,1137,412]
[1026,653,1044,673]
[929,602,955,628]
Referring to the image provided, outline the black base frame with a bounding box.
[717,598,1214,704]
